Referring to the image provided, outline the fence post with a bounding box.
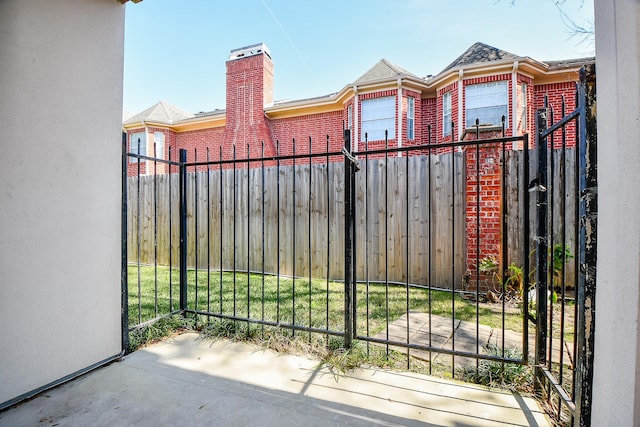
[574,64,597,427]
[343,129,354,348]
[121,132,129,352]
[535,108,549,384]
[179,149,188,312]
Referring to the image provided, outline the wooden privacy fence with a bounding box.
[126,148,576,290]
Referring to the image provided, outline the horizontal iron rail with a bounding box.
[185,150,344,167]
[540,108,580,140]
[539,365,577,414]
[354,135,526,157]
[180,135,528,168]
[355,334,526,364]
[127,309,184,332]
[125,153,182,166]
[184,309,345,338]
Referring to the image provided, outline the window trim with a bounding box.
[464,80,509,129]
[360,95,396,142]
[407,97,415,140]
[443,92,452,137]
[129,131,146,163]
[153,131,165,160]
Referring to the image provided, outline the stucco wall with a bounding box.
[592,0,640,424]
[0,0,124,406]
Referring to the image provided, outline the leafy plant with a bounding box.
[460,344,533,392]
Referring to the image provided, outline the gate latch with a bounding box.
[528,178,546,193]
[341,147,361,172]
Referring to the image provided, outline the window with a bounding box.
[407,97,415,140]
[465,81,508,128]
[347,104,353,131]
[129,131,146,163]
[154,132,165,159]
[361,96,395,141]
[519,82,527,131]
[443,92,452,137]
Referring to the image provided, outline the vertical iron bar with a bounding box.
[384,131,389,356]
[276,141,281,325]
[247,143,251,328]
[350,133,357,339]
[405,137,410,368]
[501,116,507,362]
[194,149,199,313]
[364,134,370,351]
[475,119,480,372]
[292,138,297,335]
[169,147,173,312]
[153,142,158,318]
[179,149,188,312]
[308,137,313,336]
[219,146,223,315]
[343,129,354,348]
[535,108,549,379]
[326,135,330,334]
[428,124,433,374]
[136,137,141,325]
[261,141,266,333]
[451,126,456,374]
[558,96,567,397]
[233,145,237,318]
[121,132,129,351]
[522,133,530,364]
[548,105,556,380]
[207,148,211,315]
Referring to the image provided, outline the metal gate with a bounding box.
[531,65,597,425]
[123,66,596,425]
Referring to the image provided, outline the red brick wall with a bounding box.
[270,111,343,165]
[175,127,226,166]
[421,97,436,144]
[533,81,577,148]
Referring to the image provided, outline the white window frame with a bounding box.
[129,131,146,163]
[361,96,395,142]
[443,92,452,137]
[465,81,509,128]
[519,82,527,131]
[407,97,415,140]
[153,131,165,159]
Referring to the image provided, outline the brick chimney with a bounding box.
[224,43,274,153]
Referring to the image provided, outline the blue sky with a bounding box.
[123,0,594,116]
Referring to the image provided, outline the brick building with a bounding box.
[124,41,591,169]
[123,41,593,285]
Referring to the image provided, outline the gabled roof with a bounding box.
[442,42,520,72]
[124,101,193,125]
[355,59,421,84]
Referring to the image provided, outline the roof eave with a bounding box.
[428,56,550,89]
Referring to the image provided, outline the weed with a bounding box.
[128,314,196,352]
[459,344,533,392]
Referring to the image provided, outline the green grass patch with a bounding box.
[127,264,524,336]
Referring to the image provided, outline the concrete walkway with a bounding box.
[0,333,550,426]
[375,312,572,367]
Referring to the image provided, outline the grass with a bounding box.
[127,264,524,335]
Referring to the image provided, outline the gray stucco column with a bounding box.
[592,1,640,424]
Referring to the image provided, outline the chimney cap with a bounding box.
[228,43,271,61]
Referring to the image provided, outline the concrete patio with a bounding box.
[0,333,550,426]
